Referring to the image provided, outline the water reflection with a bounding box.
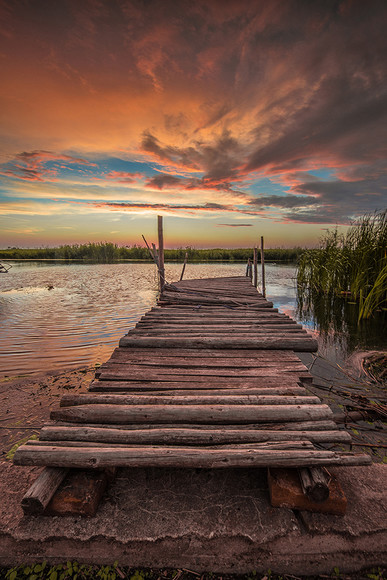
[0,261,385,376]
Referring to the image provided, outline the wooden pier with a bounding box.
[14,275,370,514]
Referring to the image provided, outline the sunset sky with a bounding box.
[1,0,386,248]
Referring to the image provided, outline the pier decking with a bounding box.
[14,276,370,474]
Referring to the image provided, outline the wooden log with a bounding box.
[59,393,321,407]
[103,358,308,370]
[298,467,330,502]
[109,347,300,360]
[89,378,305,390]
[108,353,303,366]
[13,445,372,469]
[21,466,69,515]
[118,336,318,352]
[139,318,295,325]
[96,373,313,384]
[144,311,286,319]
[132,325,305,333]
[26,439,316,450]
[39,425,352,445]
[47,420,340,431]
[98,364,310,378]
[156,303,279,312]
[89,383,307,395]
[50,403,333,424]
[97,370,311,383]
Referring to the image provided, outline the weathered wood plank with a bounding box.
[109,348,301,360]
[59,393,321,407]
[51,403,333,424]
[14,445,371,468]
[118,336,318,351]
[39,425,352,445]
[47,420,339,431]
[99,360,308,380]
[97,369,311,382]
[89,382,307,394]
[131,326,306,334]
[89,378,305,390]
[27,439,316,450]
[104,356,308,370]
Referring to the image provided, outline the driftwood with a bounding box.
[21,466,69,515]
[298,467,330,502]
[14,445,371,469]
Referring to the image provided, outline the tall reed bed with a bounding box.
[0,245,303,263]
[297,210,387,321]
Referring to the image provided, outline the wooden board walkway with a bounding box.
[14,275,371,476]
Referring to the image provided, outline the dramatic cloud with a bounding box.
[217,223,253,227]
[1,0,386,246]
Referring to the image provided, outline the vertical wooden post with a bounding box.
[180,252,188,281]
[261,235,266,297]
[253,246,258,288]
[157,215,165,291]
[246,257,252,280]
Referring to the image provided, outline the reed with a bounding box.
[0,245,303,263]
[297,210,387,321]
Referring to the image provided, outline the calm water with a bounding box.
[0,261,385,376]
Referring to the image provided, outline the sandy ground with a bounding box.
[0,367,94,462]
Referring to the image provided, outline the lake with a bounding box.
[0,261,385,377]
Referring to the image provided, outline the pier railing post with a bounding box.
[253,246,258,288]
[158,215,165,291]
[261,236,266,297]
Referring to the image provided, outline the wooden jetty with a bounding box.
[14,275,370,515]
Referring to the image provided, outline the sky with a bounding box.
[0,0,386,249]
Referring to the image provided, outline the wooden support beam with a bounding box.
[298,466,330,502]
[21,467,69,515]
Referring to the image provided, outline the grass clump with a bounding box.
[297,210,387,321]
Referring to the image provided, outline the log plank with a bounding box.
[50,403,333,424]
[39,425,352,445]
[118,336,318,351]
[59,393,321,407]
[14,445,371,469]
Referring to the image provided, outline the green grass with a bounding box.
[297,210,387,321]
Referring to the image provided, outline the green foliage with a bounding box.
[5,434,38,461]
[0,244,303,263]
[297,210,387,321]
